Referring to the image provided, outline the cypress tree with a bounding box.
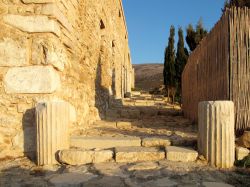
[186,19,207,51]
[175,27,189,95]
[163,25,176,88]
[163,25,176,102]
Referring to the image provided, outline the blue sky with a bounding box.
[123,0,225,64]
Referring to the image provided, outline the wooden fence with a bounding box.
[182,8,250,134]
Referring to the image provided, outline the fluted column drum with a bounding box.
[36,100,70,166]
[198,101,235,168]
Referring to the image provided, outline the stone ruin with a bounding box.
[0,2,249,186]
[0,0,134,160]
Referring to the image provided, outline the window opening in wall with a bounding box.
[100,19,105,29]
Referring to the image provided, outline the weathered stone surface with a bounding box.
[94,120,117,128]
[41,3,73,32]
[115,147,165,163]
[198,101,235,168]
[143,177,178,187]
[116,121,132,129]
[84,176,126,187]
[31,38,67,72]
[202,182,234,187]
[238,131,250,148]
[127,161,159,171]
[58,149,114,165]
[22,0,55,3]
[236,147,249,160]
[94,162,125,176]
[36,100,70,166]
[0,38,28,67]
[3,15,60,36]
[71,136,141,149]
[12,127,36,153]
[165,146,198,162]
[49,173,97,187]
[4,66,61,94]
[142,137,171,147]
[131,91,141,96]
[0,0,134,159]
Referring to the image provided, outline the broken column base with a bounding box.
[198,101,235,168]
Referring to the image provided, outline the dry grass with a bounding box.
[133,63,164,91]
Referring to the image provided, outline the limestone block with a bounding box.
[165,146,198,162]
[236,147,249,160]
[22,0,55,3]
[238,131,250,148]
[0,38,28,67]
[115,147,165,163]
[31,38,67,71]
[58,149,114,165]
[198,101,235,168]
[4,66,61,94]
[142,137,171,147]
[3,15,61,36]
[71,136,141,149]
[12,127,36,153]
[41,3,73,32]
[36,100,70,165]
[116,121,132,129]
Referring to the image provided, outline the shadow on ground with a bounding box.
[0,158,250,187]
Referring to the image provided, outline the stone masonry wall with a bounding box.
[0,0,133,159]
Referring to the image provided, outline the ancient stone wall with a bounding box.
[0,0,133,159]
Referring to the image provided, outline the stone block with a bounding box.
[116,121,132,129]
[31,38,67,72]
[3,15,60,36]
[36,100,70,165]
[0,38,28,67]
[115,147,165,163]
[41,3,73,33]
[22,0,55,3]
[142,137,171,147]
[165,146,198,162]
[49,173,97,187]
[58,149,114,165]
[4,66,61,94]
[238,131,250,148]
[236,147,249,160]
[71,136,141,149]
[198,101,235,168]
[131,91,141,96]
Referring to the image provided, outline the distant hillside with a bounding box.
[133,63,164,91]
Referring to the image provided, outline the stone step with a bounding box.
[142,137,171,147]
[165,146,198,162]
[106,108,178,119]
[58,149,114,165]
[70,136,141,149]
[115,147,165,163]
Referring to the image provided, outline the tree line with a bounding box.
[163,19,207,103]
[163,0,249,104]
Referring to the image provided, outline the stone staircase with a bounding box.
[58,92,198,166]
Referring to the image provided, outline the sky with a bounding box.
[123,0,225,64]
